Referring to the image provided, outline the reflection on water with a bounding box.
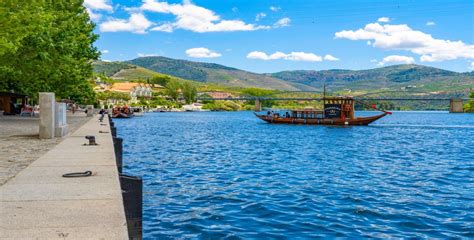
[115,111,474,239]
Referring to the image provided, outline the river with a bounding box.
[115,111,474,239]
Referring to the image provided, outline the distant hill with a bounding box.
[92,61,159,80]
[93,58,473,94]
[126,56,307,91]
[270,64,473,92]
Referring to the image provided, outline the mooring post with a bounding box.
[449,99,464,113]
[120,174,143,240]
[255,98,262,112]
[39,92,55,139]
[113,137,123,173]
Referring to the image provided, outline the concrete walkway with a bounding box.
[0,112,91,185]
[0,115,128,239]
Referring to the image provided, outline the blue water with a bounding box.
[115,111,474,239]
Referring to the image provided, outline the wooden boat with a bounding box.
[112,106,134,118]
[255,97,390,126]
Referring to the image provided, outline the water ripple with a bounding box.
[116,111,474,239]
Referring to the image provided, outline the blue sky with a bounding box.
[85,0,474,73]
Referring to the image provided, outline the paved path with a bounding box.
[0,113,90,185]
[0,115,128,239]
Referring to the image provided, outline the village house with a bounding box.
[109,83,157,103]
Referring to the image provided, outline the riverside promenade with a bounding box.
[0,114,128,239]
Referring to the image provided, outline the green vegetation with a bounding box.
[181,82,197,104]
[92,61,134,76]
[464,92,474,112]
[241,88,278,97]
[0,0,99,104]
[148,75,172,86]
[203,101,242,111]
[164,80,181,102]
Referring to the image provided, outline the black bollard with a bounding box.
[113,137,123,173]
[120,174,142,240]
[84,135,98,145]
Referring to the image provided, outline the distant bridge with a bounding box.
[198,89,471,101]
[195,89,473,113]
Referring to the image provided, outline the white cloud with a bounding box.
[84,0,113,21]
[470,62,474,70]
[377,17,390,23]
[274,17,291,28]
[247,51,322,62]
[366,40,372,45]
[100,13,152,34]
[270,6,281,12]
[84,0,113,11]
[335,21,474,62]
[142,0,269,33]
[324,54,339,61]
[378,55,415,66]
[86,8,102,21]
[101,49,109,54]
[256,12,266,21]
[426,21,436,26]
[151,23,174,32]
[370,59,378,63]
[185,47,221,58]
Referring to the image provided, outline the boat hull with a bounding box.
[112,112,133,118]
[255,112,388,126]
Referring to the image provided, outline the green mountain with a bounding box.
[93,58,473,95]
[126,56,308,91]
[270,64,473,92]
[92,61,159,80]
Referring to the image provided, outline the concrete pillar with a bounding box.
[254,99,262,112]
[450,99,464,113]
[54,102,69,137]
[39,92,55,139]
[86,105,94,117]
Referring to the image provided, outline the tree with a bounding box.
[465,91,474,112]
[241,88,277,97]
[0,0,99,103]
[164,79,181,102]
[66,81,97,105]
[149,75,171,86]
[181,82,197,104]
